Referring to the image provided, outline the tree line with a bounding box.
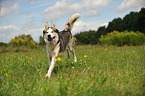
[74,8,145,44]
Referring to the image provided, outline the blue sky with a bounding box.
[0,0,144,43]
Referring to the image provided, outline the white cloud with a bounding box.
[42,0,80,21]
[0,23,43,43]
[117,0,145,13]
[0,25,20,43]
[42,0,111,21]
[72,21,91,34]
[71,20,102,34]
[99,23,108,27]
[0,3,20,17]
[0,25,19,30]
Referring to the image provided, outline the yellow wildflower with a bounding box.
[105,48,107,51]
[5,73,8,76]
[28,61,30,63]
[118,74,120,76]
[18,57,20,59]
[84,55,87,57]
[72,67,74,69]
[38,69,40,71]
[57,57,61,61]
[61,76,63,78]
[30,57,32,59]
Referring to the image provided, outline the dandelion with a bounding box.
[72,67,75,69]
[118,74,120,76]
[18,57,20,59]
[84,55,87,57]
[5,73,8,76]
[61,76,63,78]
[30,57,32,59]
[57,57,61,61]
[38,69,40,71]
[105,48,107,51]
[28,61,30,63]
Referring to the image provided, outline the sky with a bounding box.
[0,0,145,43]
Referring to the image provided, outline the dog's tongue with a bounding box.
[49,38,56,44]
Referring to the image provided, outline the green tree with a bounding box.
[39,36,45,45]
[106,17,124,32]
[137,8,145,34]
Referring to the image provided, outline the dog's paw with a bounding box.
[74,57,77,62]
[45,74,51,78]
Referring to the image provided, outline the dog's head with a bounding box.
[43,21,59,44]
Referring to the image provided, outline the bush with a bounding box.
[9,34,39,48]
[99,30,145,46]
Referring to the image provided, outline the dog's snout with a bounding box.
[48,35,51,38]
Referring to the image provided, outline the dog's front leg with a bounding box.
[46,46,51,65]
[46,45,60,78]
[45,56,56,78]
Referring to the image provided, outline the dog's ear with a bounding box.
[51,21,57,30]
[45,22,49,30]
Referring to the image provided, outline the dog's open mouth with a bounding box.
[48,36,56,44]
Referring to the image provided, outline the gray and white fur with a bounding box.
[43,13,80,78]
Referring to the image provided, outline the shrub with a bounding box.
[99,30,145,46]
[9,34,39,48]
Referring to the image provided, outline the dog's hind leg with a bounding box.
[68,38,77,62]
[70,48,77,62]
[67,48,70,59]
[68,44,77,62]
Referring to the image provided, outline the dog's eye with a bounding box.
[43,30,48,34]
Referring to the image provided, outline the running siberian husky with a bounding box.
[43,13,80,78]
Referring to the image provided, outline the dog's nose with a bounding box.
[48,35,51,38]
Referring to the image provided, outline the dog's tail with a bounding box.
[64,13,80,32]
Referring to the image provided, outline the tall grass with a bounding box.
[0,45,144,95]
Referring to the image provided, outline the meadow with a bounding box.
[0,45,144,96]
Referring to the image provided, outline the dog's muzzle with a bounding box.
[48,35,56,44]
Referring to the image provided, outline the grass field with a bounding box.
[0,45,144,96]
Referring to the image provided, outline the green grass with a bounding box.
[0,45,145,96]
